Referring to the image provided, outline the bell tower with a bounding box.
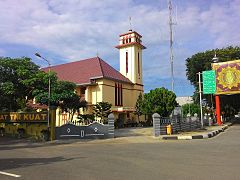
[115,30,146,85]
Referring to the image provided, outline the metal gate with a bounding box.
[55,114,115,140]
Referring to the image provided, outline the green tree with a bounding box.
[0,57,50,111]
[0,56,87,117]
[142,87,177,117]
[93,102,112,124]
[35,80,87,121]
[181,103,200,117]
[185,46,240,115]
[59,92,87,121]
[78,114,95,124]
[135,93,144,121]
[186,46,240,88]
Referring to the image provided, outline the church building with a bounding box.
[44,30,146,126]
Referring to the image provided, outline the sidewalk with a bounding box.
[0,123,233,146]
[161,123,232,140]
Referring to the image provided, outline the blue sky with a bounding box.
[0,0,239,97]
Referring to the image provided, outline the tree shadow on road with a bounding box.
[0,156,85,171]
[0,136,102,151]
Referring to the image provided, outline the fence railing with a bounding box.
[159,116,201,135]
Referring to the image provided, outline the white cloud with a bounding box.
[200,1,240,47]
[0,0,239,95]
[0,0,166,59]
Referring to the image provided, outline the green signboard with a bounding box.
[203,70,216,94]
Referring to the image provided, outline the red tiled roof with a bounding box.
[42,57,132,85]
[26,101,48,110]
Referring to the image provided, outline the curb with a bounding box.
[162,124,230,140]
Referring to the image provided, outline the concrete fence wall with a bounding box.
[1,123,48,139]
[152,113,202,136]
[0,111,116,141]
[55,113,115,140]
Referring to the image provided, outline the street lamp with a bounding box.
[212,52,219,63]
[35,53,51,128]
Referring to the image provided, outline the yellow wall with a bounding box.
[55,78,144,126]
[97,78,143,108]
[94,78,143,123]
[2,123,48,140]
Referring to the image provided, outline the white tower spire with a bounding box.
[129,16,132,31]
[115,30,146,85]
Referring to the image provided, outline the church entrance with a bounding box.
[116,113,126,128]
[114,112,153,138]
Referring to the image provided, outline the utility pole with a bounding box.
[198,72,203,128]
[35,53,51,129]
[168,0,174,92]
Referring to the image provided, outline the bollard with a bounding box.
[208,117,212,126]
[166,124,172,135]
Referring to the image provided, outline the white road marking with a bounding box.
[0,171,21,178]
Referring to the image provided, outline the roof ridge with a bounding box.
[43,56,99,69]
[42,56,133,85]
[97,57,105,77]
[98,57,132,84]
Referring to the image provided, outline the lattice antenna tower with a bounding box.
[168,0,177,92]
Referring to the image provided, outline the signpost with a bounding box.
[202,70,216,94]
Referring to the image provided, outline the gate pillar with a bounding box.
[50,106,57,141]
[108,113,115,138]
[215,95,222,125]
[152,113,161,137]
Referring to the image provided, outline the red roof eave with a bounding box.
[119,31,142,38]
[115,42,146,49]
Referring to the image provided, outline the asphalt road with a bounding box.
[0,123,240,180]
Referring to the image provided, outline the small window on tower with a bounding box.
[138,52,140,76]
[115,83,118,106]
[122,39,125,44]
[126,39,128,43]
[129,37,131,43]
[126,52,128,74]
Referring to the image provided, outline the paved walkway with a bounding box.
[161,123,231,140]
[114,122,233,141]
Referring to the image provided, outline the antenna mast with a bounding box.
[168,0,174,92]
[129,16,132,31]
